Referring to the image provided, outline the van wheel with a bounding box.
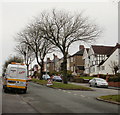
[3,85,5,89]
[22,89,27,94]
[4,88,8,93]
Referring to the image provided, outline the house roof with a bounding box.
[92,45,114,55]
[86,48,89,52]
[97,43,120,66]
[72,48,84,56]
[109,43,120,55]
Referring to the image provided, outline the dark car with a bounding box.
[52,76,62,82]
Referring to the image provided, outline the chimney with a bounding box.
[53,54,58,59]
[47,58,50,62]
[79,45,84,50]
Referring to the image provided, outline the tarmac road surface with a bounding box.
[2,81,119,114]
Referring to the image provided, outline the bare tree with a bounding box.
[15,43,35,76]
[109,61,119,75]
[38,9,101,83]
[16,23,54,79]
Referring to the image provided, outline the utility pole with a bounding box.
[46,58,47,74]
[118,1,120,73]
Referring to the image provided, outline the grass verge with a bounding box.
[99,95,120,103]
[80,76,94,80]
[32,78,92,91]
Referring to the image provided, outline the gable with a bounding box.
[83,48,89,59]
[99,48,119,67]
[88,47,94,56]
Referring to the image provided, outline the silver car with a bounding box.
[89,78,108,88]
[42,74,50,80]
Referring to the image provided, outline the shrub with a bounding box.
[74,77,84,83]
[70,77,89,83]
[108,76,120,82]
[116,73,120,77]
[99,74,106,79]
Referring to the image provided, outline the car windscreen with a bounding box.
[96,79,105,82]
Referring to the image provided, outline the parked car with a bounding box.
[42,74,50,80]
[89,78,108,88]
[52,76,62,82]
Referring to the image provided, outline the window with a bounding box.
[93,67,95,72]
[71,57,73,62]
[101,66,105,70]
[71,67,74,71]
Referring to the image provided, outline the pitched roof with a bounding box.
[92,45,114,55]
[72,48,84,56]
[109,43,120,55]
[97,43,120,66]
[86,48,89,52]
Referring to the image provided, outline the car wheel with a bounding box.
[89,83,92,87]
[95,83,97,87]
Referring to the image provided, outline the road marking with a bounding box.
[74,94,77,96]
[67,92,71,93]
[80,95,85,97]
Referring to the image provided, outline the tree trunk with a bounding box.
[62,54,68,84]
[26,64,29,77]
[39,59,44,80]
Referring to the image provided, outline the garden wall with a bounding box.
[108,82,120,87]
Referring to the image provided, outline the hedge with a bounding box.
[108,76,120,82]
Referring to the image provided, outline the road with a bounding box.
[2,81,119,114]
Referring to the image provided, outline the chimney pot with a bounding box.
[79,45,84,50]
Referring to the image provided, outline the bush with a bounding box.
[74,77,84,83]
[108,76,120,82]
[70,77,89,83]
[116,73,120,77]
[99,74,107,79]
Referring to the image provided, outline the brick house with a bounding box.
[46,58,54,73]
[68,45,85,75]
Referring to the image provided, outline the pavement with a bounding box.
[108,86,120,90]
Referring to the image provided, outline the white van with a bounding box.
[3,62,28,93]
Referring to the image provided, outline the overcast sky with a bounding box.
[0,0,119,74]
